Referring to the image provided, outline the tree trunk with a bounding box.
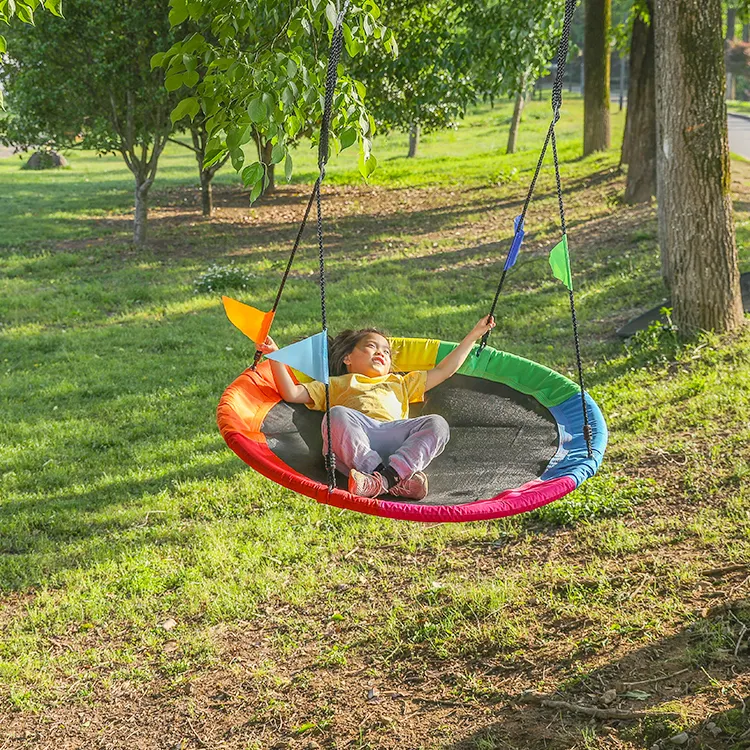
[133,178,152,246]
[200,171,213,216]
[727,7,737,99]
[622,0,656,204]
[507,85,527,154]
[743,23,749,42]
[408,122,420,158]
[260,139,275,194]
[583,0,612,155]
[654,0,744,333]
[618,53,626,111]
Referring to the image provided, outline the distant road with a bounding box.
[728,113,750,160]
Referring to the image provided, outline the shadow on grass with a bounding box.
[446,599,750,750]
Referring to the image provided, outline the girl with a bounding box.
[260,316,495,500]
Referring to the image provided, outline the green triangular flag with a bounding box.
[549,234,573,291]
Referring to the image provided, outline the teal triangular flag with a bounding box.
[265,331,329,384]
[549,234,573,291]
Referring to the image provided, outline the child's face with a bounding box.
[343,333,392,378]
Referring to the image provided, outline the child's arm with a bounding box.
[425,316,495,392]
[258,336,313,404]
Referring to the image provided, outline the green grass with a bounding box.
[1,96,749,748]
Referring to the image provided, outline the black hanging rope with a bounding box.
[478,0,592,458]
[478,0,577,355]
[316,0,350,490]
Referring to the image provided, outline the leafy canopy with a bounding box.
[156,0,393,202]
[353,0,570,137]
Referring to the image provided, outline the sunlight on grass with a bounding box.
[1,94,749,730]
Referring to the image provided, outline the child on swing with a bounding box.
[260,315,495,500]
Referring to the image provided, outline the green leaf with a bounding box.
[164,73,184,92]
[170,97,200,124]
[16,3,34,24]
[0,35,6,54]
[249,177,263,203]
[150,52,165,70]
[248,97,267,124]
[270,142,285,164]
[203,146,226,170]
[230,147,244,172]
[43,0,63,17]
[286,58,298,78]
[339,126,356,150]
[241,161,264,187]
[226,124,252,151]
[169,0,189,26]
[325,1,337,29]
[183,70,199,88]
[284,152,293,182]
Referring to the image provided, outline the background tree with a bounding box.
[654,0,744,332]
[583,0,611,155]
[0,0,178,245]
[351,0,570,159]
[621,0,655,204]
[157,0,392,201]
[348,0,476,159]
[0,0,62,79]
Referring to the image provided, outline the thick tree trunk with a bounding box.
[133,179,152,246]
[408,122,420,158]
[507,86,526,154]
[654,0,744,333]
[622,0,656,204]
[583,0,611,155]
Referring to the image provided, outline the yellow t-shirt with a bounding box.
[304,371,427,422]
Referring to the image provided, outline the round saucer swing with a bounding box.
[216,0,607,523]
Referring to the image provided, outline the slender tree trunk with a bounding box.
[619,53,626,110]
[408,122,420,158]
[507,80,528,155]
[133,178,152,246]
[260,139,275,194]
[743,23,749,42]
[622,0,656,204]
[654,0,744,333]
[583,0,612,155]
[200,172,213,216]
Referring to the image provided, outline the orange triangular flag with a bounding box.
[221,296,275,346]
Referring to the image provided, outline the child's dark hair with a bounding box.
[329,328,390,376]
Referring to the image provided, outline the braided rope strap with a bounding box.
[317,1,351,490]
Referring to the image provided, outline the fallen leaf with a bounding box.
[160,618,177,631]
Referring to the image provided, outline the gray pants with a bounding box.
[322,405,450,479]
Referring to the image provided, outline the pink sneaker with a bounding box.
[388,471,429,501]
[348,469,388,498]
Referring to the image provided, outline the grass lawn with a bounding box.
[1,95,749,749]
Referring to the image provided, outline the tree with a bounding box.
[621,0,655,204]
[1,1,178,246]
[168,119,229,216]
[654,0,744,332]
[0,0,63,106]
[156,0,391,201]
[583,0,611,155]
[0,1,62,51]
[348,0,476,159]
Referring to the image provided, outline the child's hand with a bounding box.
[470,315,495,340]
[258,335,279,354]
